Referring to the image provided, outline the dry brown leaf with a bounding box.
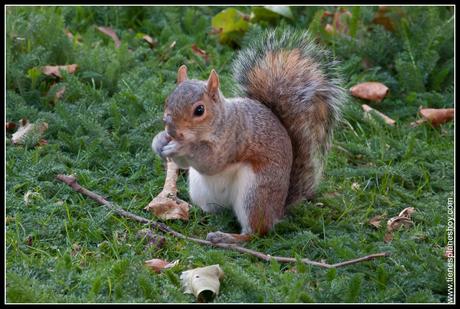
[386,216,414,233]
[12,119,48,145]
[418,108,455,127]
[145,258,179,273]
[147,198,190,221]
[362,104,396,126]
[143,34,157,48]
[383,207,416,243]
[6,122,16,132]
[350,82,389,102]
[97,26,121,48]
[398,207,416,219]
[369,214,386,229]
[191,44,209,63]
[42,64,78,78]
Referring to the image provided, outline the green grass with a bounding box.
[6,6,454,303]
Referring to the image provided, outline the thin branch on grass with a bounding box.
[56,174,390,269]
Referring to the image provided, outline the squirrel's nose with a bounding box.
[163,114,178,138]
[163,114,173,125]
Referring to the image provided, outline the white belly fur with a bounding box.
[188,163,255,221]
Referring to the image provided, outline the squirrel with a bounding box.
[151,28,347,244]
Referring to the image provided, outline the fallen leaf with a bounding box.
[417,108,454,127]
[191,44,209,63]
[42,64,78,78]
[97,26,121,48]
[145,258,179,273]
[6,122,16,132]
[383,207,416,243]
[369,214,385,229]
[11,119,48,146]
[180,264,224,303]
[262,6,293,19]
[142,34,157,48]
[146,197,190,221]
[398,207,416,219]
[362,104,396,126]
[211,8,250,45]
[387,216,414,233]
[350,82,389,102]
[251,6,293,23]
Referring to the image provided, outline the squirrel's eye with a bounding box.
[194,105,205,117]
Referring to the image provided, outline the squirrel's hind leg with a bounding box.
[206,164,288,244]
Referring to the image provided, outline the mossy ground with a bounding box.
[5,6,454,303]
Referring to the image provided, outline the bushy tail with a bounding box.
[232,28,347,205]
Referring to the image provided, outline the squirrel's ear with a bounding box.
[177,65,188,84]
[207,69,220,98]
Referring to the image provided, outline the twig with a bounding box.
[56,174,390,268]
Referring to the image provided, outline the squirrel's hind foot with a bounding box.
[206,231,252,244]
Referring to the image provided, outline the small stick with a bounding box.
[144,159,190,220]
[56,174,390,268]
[362,104,396,126]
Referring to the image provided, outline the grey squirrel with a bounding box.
[152,28,347,244]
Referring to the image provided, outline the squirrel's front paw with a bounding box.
[161,140,181,158]
[152,131,172,159]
